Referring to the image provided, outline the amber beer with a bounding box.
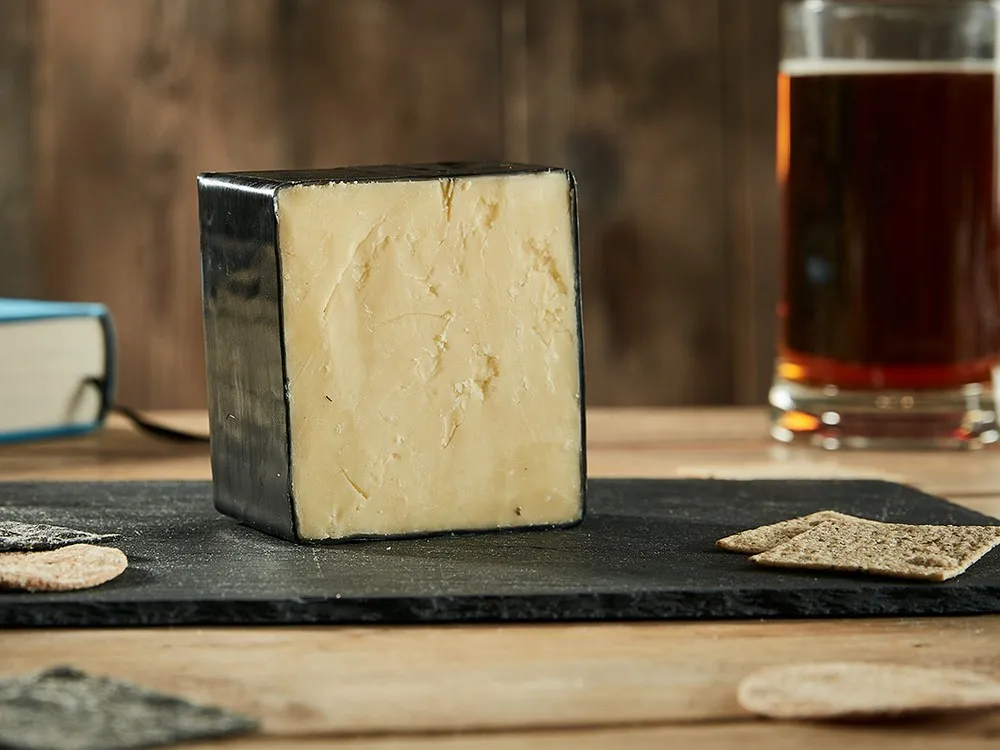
[777,61,1000,392]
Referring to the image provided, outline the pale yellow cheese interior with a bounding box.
[276,172,583,540]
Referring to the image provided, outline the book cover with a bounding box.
[0,298,116,443]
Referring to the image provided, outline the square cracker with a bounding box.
[716,510,859,554]
[750,517,1000,581]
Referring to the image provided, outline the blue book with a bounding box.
[0,298,116,443]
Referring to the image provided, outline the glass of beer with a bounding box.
[770,0,1000,449]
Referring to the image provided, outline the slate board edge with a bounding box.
[4,586,1000,629]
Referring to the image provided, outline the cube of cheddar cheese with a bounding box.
[198,163,586,543]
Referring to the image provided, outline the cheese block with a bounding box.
[197,163,586,543]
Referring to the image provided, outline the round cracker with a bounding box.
[738,662,1000,720]
[0,544,128,592]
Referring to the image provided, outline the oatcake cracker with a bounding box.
[0,666,257,750]
[738,662,1000,719]
[0,544,127,592]
[0,521,118,553]
[716,511,859,554]
[750,517,1000,581]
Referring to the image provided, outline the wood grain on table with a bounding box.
[2,408,1000,748]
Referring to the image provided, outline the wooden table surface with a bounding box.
[2,407,1000,749]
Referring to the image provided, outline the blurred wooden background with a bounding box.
[0,0,780,409]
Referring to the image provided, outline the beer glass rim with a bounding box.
[785,0,998,17]
[783,0,998,63]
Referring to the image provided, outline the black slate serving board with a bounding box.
[1,479,998,628]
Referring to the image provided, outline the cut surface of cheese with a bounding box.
[274,171,583,540]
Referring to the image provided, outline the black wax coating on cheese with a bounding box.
[0,666,257,750]
[0,520,118,552]
[198,173,295,540]
[197,162,587,544]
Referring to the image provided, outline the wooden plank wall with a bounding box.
[0,0,781,409]
[0,0,36,299]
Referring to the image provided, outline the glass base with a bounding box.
[768,377,1000,450]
